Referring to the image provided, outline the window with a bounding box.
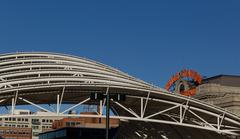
[32,119,40,125]
[71,122,75,126]
[32,119,39,122]
[76,122,81,127]
[32,126,39,130]
[66,122,71,127]
[33,132,39,136]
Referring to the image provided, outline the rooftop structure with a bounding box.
[203,75,240,87]
[195,75,240,116]
[0,52,239,139]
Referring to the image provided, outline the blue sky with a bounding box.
[0,0,240,87]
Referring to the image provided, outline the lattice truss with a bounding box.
[0,52,239,137]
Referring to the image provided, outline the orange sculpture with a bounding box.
[165,69,202,96]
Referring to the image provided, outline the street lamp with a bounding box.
[90,91,126,139]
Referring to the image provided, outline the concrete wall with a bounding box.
[194,83,240,116]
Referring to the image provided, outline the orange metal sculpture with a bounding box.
[165,69,202,96]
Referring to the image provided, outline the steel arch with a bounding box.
[0,52,239,137]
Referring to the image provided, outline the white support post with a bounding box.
[19,97,52,113]
[101,87,109,115]
[59,87,65,113]
[57,94,60,115]
[11,98,14,115]
[102,99,106,115]
[14,91,18,107]
[217,113,225,131]
[180,105,183,123]
[99,100,103,116]
[181,100,189,123]
[142,91,150,118]
[61,98,90,114]
[11,91,18,115]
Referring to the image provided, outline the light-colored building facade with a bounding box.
[0,110,60,139]
[195,75,240,116]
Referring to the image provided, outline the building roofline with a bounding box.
[203,74,240,81]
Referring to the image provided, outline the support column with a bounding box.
[106,91,110,139]
[57,94,60,115]
[19,97,52,113]
[180,105,183,123]
[141,97,143,118]
[99,100,103,116]
[11,91,18,115]
[11,98,14,115]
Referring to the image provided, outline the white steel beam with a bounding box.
[99,100,103,116]
[11,91,18,115]
[0,113,237,135]
[164,114,179,123]
[59,86,65,112]
[11,98,14,115]
[61,98,90,114]
[101,87,109,114]
[217,113,225,131]
[112,100,140,118]
[145,104,180,119]
[0,99,5,104]
[19,97,52,113]
[142,91,150,118]
[181,100,189,123]
[57,94,60,115]
[188,109,216,130]
[128,95,240,126]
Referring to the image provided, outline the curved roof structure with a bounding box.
[0,52,239,138]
